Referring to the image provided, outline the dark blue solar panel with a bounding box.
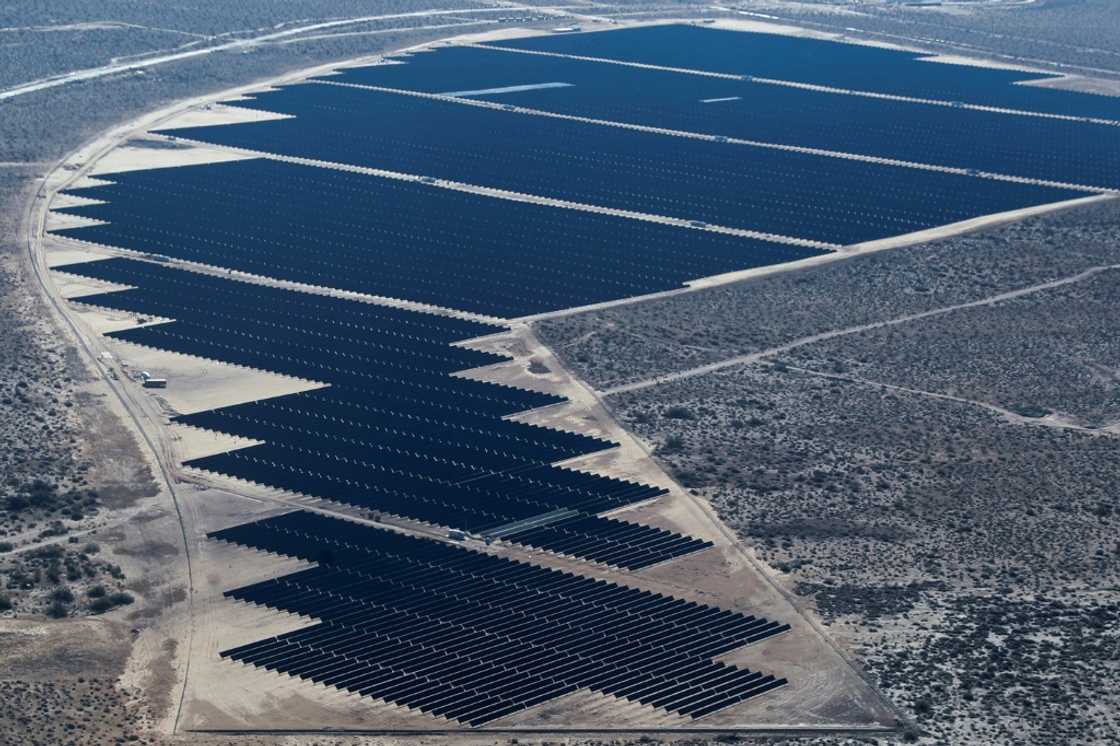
[52,158,823,317]
[53,258,704,569]
[153,84,1084,245]
[328,45,1120,190]
[209,511,788,725]
[488,24,1120,122]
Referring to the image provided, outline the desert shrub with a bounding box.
[662,434,685,452]
[88,597,113,614]
[51,587,74,604]
[4,495,29,512]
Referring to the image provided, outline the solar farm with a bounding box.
[40,18,1116,734]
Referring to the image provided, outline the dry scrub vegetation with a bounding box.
[782,269,1120,426]
[608,365,1119,744]
[0,268,93,537]
[614,366,1118,591]
[537,199,1120,392]
[0,259,157,618]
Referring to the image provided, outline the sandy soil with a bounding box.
[91,140,256,175]
[44,209,104,231]
[918,52,1048,75]
[155,102,293,130]
[1027,73,1120,97]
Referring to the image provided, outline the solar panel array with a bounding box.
[157,84,1083,245]
[48,23,1117,725]
[52,159,823,318]
[327,44,1120,190]
[211,511,789,725]
[56,257,710,570]
[490,23,1120,121]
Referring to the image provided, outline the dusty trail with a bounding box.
[767,362,1120,438]
[600,263,1120,396]
[0,7,539,101]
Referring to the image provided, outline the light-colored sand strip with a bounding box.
[319,79,1115,194]
[468,42,1120,127]
[599,260,1120,396]
[89,142,257,175]
[158,129,836,251]
[50,192,108,209]
[154,103,294,131]
[438,81,573,97]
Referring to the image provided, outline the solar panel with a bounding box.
[210,511,788,725]
[55,258,705,567]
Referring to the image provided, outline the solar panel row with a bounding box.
[185,441,663,528]
[52,158,823,317]
[488,24,1120,122]
[55,257,711,569]
[326,45,1120,190]
[210,511,788,725]
[156,83,1083,245]
[500,514,712,570]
